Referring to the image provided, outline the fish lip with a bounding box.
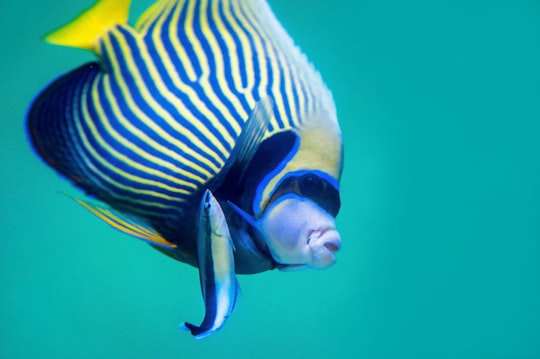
[324,240,341,253]
[307,228,342,253]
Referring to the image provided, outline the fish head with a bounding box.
[227,110,343,271]
[260,196,340,270]
[257,170,341,270]
[257,111,343,270]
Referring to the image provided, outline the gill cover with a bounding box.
[253,112,343,218]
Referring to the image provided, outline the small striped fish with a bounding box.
[27,0,343,338]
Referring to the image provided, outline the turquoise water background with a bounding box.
[2,0,540,358]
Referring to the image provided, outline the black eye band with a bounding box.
[266,173,341,217]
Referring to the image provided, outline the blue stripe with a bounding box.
[67,69,109,193]
[144,26,239,157]
[161,1,204,82]
[102,37,213,181]
[288,67,301,125]
[119,28,229,165]
[220,0,248,90]
[225,1,262,103]
[89,78,199,193]
[157,3,241,145]
[84,96,195,203]
[28,0,338,232]
[74,80,154,204]
[229,2,265,108]
[236,3,279,132]
[206,0,251,116]
[276,64,289,129]
[299,77,310,120]
[156,2,240,141]
[252,134,300,215]
[293,85,301,125]
[192,1,244,127]
[90,70,199,189]
[110,28,225,170]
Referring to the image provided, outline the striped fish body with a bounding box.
[28,0,341,273]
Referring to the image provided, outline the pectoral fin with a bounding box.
[180,190,239,339]
[210,97,273,192]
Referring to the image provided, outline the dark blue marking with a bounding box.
[81,88,197,207]
[101,33,214,181]
[154,2,242,146]
[243,3,311,130]
[69,73,118,197]
[86,78,198,196]
[225,1,262,103]
[67,72,145,208]
[264,75,278,133]
[159,0,204,82]
[112,27,226,169]
[204,1,247,138]
[270,170,341,217]
[275,62,289,129]
[85,66,197,189]
[26,61,187,214]
[236,3,281,132]
[282,169,340,192]
[289,73,301,124]
[219,0,247,91]
[143,33,240,162]
[85,77,199,195]
[136,0,164,36]
[192,1,246,133]
[252,132,301,215]
[298,76,310,120]
[207,0,250,116]
[156,0,239,137]
[26,62,113,199]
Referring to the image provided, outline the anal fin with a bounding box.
[71,196,176,249]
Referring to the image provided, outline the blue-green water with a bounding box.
[2,0,540,358]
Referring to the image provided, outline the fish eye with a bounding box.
[298,174,324,197]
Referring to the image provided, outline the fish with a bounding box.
[180,189,239,339]
[27,0,343,338]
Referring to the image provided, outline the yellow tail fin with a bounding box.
[45,0,131,55]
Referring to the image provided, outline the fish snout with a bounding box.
[307,228,342,268]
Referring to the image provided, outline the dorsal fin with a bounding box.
[45,0,131,55]
[134,0,166,31]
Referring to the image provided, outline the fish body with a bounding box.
[27,0,343,338]
[180,189,239,339]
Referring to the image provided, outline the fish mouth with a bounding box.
[307,228,342,253]
[324,240,341,253]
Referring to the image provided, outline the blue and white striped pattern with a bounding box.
[29,0,335,221]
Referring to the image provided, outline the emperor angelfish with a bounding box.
[27,0,343,339]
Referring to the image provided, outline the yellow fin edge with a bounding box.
[44,0,132,54]
[134,0,164,30]
[72,197,177,249]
